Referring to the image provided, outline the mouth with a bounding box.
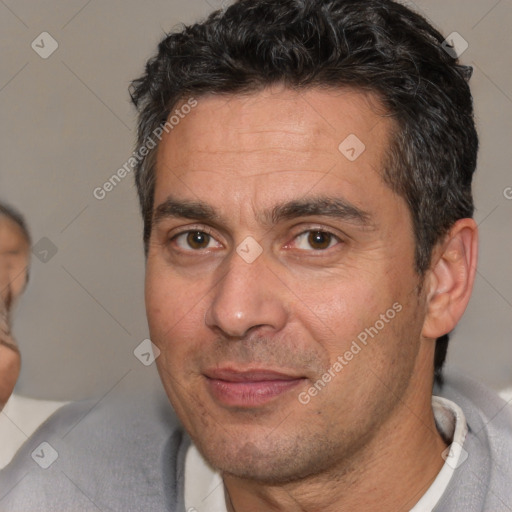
[203,367,306,408]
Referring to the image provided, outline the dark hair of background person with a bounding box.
[0,202,31,247]
[129,0,479,386]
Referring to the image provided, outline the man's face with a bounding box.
[146,87,429,482]
[0,216,29,408]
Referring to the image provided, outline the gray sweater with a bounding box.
[0,369,511,511]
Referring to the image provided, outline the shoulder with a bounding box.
[0,376,187,511]
[437,368,512,434]
[435,368,512,511]
[4,393,67,434]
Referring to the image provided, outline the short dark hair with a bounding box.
[130,0,478,384]
[0,201,31,247]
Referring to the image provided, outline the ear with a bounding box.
[422,218,478,339]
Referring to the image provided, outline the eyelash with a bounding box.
[170,226,217,248]
[290,230,341,251]
[169,226,343,253]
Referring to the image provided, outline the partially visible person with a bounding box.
[0,202,29,412]
[0,202,65,469]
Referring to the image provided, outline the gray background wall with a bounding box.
[0,0,510,401]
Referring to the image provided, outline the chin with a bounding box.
[193,426,342,485]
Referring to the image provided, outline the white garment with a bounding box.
[410,397,467,512]
[0,394,66,469]
[500,388,512,403]
[184,396,467,512]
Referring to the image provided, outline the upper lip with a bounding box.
[204,367,303,382]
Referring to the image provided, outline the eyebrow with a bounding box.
[267,197,372,227]
[153,198,220,226]
[153,196,372,229]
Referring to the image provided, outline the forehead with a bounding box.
[154,87,396,215]
[0,217,29,250]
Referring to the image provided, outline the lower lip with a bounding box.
[206,377,303,408]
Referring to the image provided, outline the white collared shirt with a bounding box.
[184,396,467,512]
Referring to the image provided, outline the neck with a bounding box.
[223,383,447,512]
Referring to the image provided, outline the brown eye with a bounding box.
[307,231,333,250]
[186,231,211,249]
[292,230,339,251]
[172,229,222,252]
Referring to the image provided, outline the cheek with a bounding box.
[291,268,415,383]
[145,264,206,355]
[293,277,383,346]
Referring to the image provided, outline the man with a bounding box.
[1,0,511,510]
[0,203,64,468]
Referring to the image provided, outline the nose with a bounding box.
[204,250,288,338]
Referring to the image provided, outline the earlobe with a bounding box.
[422,218,478,339]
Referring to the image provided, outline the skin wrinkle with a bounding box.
[174,169,332,179]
